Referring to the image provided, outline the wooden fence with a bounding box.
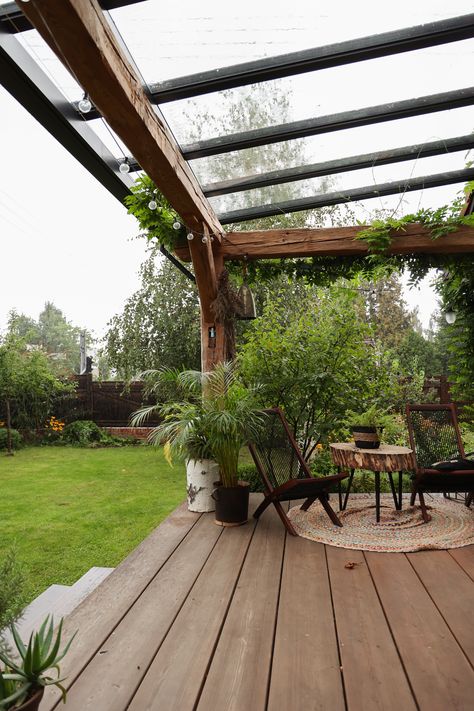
[68,374,160,427]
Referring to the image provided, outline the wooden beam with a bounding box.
[174,224,474,261]
[188,227,226,370]
[20,0,222,236]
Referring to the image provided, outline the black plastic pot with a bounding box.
[352,425,380,449]
[212,481,250,526]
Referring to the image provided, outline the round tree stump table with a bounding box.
[330,443,415,522]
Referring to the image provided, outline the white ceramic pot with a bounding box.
[186,459,219,512]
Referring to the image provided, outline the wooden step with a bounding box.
[1,568,114,646]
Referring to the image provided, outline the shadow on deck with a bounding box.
[39,495,474,710]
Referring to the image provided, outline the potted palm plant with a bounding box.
[131,368,219,513]
[131,362,264,525]
[0,616,75,710]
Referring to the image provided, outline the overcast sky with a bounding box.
[1,0,473,339]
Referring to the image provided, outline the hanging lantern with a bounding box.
[236,258,257,320]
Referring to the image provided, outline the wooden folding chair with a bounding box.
[248,408,348,536]
[406,403,474,522]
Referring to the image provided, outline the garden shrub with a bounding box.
[0,549,26,646]
[62,420,104,445]
[0,428,22,451]
[61,420,141,447]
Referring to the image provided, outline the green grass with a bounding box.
[0,446,186,605]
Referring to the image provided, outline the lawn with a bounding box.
[0,446,185,605]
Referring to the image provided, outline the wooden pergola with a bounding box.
[1,0,474,371]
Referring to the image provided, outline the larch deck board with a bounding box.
[35,497,474,711]
[449,544,474,581]
[40,503,201,711]
[267,537,345,711]
[407,550,474,666]
[54,514,221,711]
[196,505,286,711]
[128,510,258,710]
[327,547,416,711]
[366,551,474,711]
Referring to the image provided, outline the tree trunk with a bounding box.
[5,398,14,456]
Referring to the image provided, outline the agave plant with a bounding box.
[131,362,264,487]
[0,616,76,709]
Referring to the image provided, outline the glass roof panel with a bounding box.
[213,184,468,228]
[110,0,474,82]
[208,149,470,214]
[160,39,474,144]
[190,106,474,184]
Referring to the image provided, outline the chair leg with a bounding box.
[300,496,317,512]
[253,495,273,520]
[272,500,299,536]
[466,492,473,508]
[318,494,343,527]
[410,488,417,506]
[418,491,432,523]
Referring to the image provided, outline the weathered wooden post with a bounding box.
[188,224,226,371]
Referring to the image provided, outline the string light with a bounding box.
[78,93,92,114]
[172,221,181,231]
[148,199,157,210]
[119,158,130,174]
[202,236,208,244]
[445,310,457,325]
[187,233,194,241]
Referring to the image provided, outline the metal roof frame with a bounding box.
[1,4,473,229]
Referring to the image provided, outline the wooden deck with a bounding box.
[39,495,474,711]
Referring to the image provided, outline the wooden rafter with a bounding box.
[174,224,474,261]
[20,0,222,237]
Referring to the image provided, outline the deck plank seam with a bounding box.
[191,515,261,711]
[324,544,349,711]
[362,552,421,711]
[49,506,205,711]
[447,549,474,582]
[263,522,288,711]
[405,552,474,672]
[123,517,227,711]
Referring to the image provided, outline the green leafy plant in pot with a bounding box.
[344,405,396,449]
[131,368,218,513]
[132,362,264,525]
[0,616,75,710]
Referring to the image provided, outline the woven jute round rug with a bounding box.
[287,494,474,552]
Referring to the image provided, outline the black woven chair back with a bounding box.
[406,404,464,468]
[250,409,308,490]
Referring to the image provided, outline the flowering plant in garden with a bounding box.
[45,416,65,433]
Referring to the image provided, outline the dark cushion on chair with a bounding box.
[430,458,474,471]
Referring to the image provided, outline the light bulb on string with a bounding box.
[445,310,457,325]
[148,199,157,210]
[187,233,194,241]
[119,159,130,174]
[202,236,208,244]
[78,94,92,113]
[173,221,181,231]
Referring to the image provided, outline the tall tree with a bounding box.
[104,253,201,378]
[7,303,87,374]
